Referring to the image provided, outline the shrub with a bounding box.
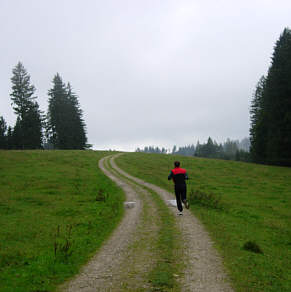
[95,188,107,201]
[188,189,223,209]
[54,225,73,262]
[243,241,263,254]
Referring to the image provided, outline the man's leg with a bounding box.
[181,185,189,209]
[175,186,183,212]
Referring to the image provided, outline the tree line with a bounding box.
[194,137,250,161]
[136,146,168,154]
[137,28,291,166]
[250,28,291,166]
[0,62,88,150]
[135,137,250,162]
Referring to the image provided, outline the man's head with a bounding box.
[174,161,180,168]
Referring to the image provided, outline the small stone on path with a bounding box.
[124,201,136,209]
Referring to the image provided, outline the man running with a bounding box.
[168,161,189,215]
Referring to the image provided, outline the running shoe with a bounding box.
[183,200,190,209]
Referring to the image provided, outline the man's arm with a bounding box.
[185,172,189,180]
[168,171,173,180]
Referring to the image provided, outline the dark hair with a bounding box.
[174,161,180,167]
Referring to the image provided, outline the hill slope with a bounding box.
[0,150,124,292]
[116,152,291,292]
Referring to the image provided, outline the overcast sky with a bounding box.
[1,0,291,151]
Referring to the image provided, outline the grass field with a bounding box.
[116,152,291,292]
[0,150,125,292]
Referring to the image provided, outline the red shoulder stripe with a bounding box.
[172,168,186,175]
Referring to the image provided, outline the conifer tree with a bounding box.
[12,117,23,149]
[47,74,70,149]
[10,62,43,149]
[250,76,266,163]
[47,74,87,149]
[263,28,291,165]
[172,145,177,154]
[250,28,291,165]
[6,126,13,150]
[66,83,87,149]
[0,116,7,149]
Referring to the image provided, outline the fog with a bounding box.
[1,0,291,151]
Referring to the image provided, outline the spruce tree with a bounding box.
[47,74,87,149]
[172,145,177,154]
[22,102,43,149]
[47,74,70,149]
[0,116,7,149]
[12,117,23,149]
[250,76,266,163]
[263,28,291,165]
[10,62,43,149]
[6,126,13,150]
[66,83,87,149]
[250,28,291,166]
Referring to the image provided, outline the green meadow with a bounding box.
[116,153,291,292]
[0,150,124,292]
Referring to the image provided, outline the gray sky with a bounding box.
[1,0,291,151]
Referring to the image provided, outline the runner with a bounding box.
[168,161,189,215]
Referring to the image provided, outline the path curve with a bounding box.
[61,154,234,292]
[61,156,143,291]
[112,154,234,292]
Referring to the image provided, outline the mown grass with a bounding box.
[146,186,181,291]
[105,156,181,291]
[116,152,291,292]
[0,150,125,292]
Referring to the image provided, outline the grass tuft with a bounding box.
[243,241,263,254]
[95,188,107,201]
[54,225,73,262]
[188,188,223,209]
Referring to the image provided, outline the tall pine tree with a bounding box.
[250,28,291,166]
[12,117,23,150]
[47,74,70,149]
[264,28,291,165]
[0,116,7,149]
[10,62,43,149]
[6,126,13,150]
[47,74,87,149]
[66,83,87,149]
[250,76,266,163]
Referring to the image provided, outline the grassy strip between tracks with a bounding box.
[105,156,182,291]
[0,150,125,292]
[116,152,291,292]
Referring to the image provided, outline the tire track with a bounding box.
[112,154,234,292]
[61,155,159,291]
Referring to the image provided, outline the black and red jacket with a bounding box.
[168,167,189,186]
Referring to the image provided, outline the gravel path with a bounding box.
[61,155,159,291]
[61,154,234,292]
[112,154,234,292]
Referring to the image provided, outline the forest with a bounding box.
[136,137,250,162]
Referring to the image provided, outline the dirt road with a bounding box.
[61,154,233,292]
